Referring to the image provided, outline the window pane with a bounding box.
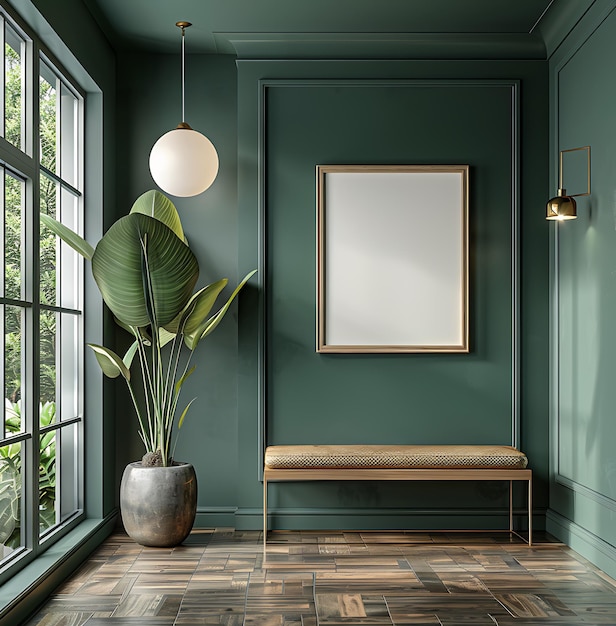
[60,83,79,188]
[4,304,23,419]
[39,309,56,411]
[4,23,24,150]
[39,179,81,310]
[4,398,21,438]
[58,423,78,525]
[0,440,22,562]
[39,430,55,535]
[59,188,81,310]
[4,170,24,301]
[39,173,57,307]
[59,313,79,421]
[39,62,57,173]
[39,424,79,538]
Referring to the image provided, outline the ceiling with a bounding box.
[84,0,561,56]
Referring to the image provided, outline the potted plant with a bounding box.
[42,190,255,546]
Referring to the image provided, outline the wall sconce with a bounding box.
[546,146,591,221]
[149,22,219,198]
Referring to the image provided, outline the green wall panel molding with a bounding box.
[549,2,616,576]
[263,78,518,451]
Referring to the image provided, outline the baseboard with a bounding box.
[195,507,239,528]
[231,506,545,533]
[546,509,616,579]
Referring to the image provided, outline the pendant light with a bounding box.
[149,21,219,198]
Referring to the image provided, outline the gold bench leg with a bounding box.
[263,477,268,557]
[509,480,513,533]
[528,477,533,547]
[512,477,533,546]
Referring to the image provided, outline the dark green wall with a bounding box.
[116,51,549,532]
[547,1,616,579]
[116,53,242,524]
[237,60,549,531]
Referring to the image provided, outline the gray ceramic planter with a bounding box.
[120,461,197,547]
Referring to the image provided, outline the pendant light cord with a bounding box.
[175,21,192,124]
[181,25,186,123]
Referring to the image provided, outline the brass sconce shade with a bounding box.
[149,22,219,197]
[546,146,590,221]
[546,188,577,221]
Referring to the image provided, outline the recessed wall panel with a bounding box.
[265,81,516,450]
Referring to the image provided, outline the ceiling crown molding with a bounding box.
[214,32,547,60]
[532,0,597,59]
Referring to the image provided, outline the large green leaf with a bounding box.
[175,365,196,396]
[130,190,185,242]
[186,269,257,350]
[158,327,176,348]
[91,213,199,327]
[163,279,228,335]
[40,401,56,427]
[123,341,139,369]
[0,459,18,544]
[178,398,196,429]
[40,213,95,260]
[88,344,130,380]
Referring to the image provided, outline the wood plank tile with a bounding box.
[22,530,616,626]
[25,613,94,626]
[112,593,183,617]
[494,592,577,618]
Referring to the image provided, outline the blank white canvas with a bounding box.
[322,170,465,349]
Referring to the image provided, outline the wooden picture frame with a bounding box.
[317,165,469,353]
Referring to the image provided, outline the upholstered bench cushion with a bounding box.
[264,444,528,470]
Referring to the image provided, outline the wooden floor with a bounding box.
[23,529,616,625]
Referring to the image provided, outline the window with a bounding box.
[0,7,84,574]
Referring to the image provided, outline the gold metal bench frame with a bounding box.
[263,466,533,551]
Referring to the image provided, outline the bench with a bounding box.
[263,444,532,549]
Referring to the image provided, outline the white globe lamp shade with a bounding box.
[149,124,219,197]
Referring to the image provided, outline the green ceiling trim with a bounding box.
[214,32,547,60]
[536,0,598,59]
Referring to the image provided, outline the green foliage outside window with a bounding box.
[4,31,21,149]
[4,42,60,407]
[0,400,56,548]
[2,41,65,552]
